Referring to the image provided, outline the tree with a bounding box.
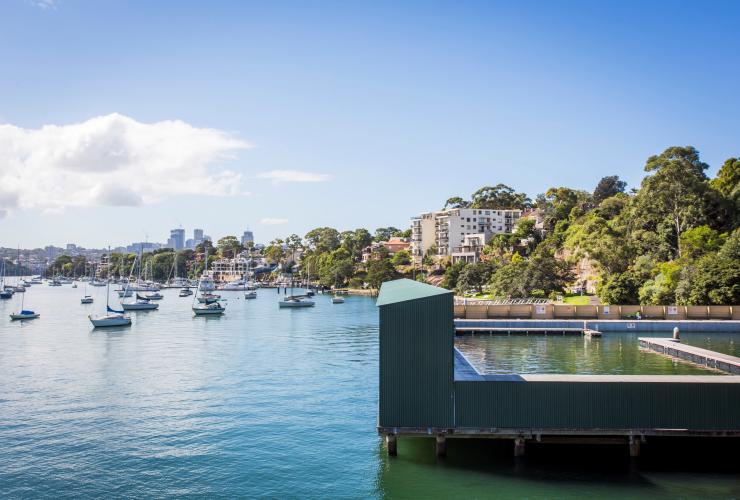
[285,234,303,262]
[391,249,411,266]
[679,225,725,260]
[711,157,740,200]
[470,184,531,210]
[366,250,397,289]
[217,235,242,259]
[264,240,285,264]
[441,260,466,290]
[443,196,470,209]
[304,227,340,253]
[373,227,400,242]
[593,175,627,204]
[341,229,373,261]
[675,229,740,305]
[456,262,495,294]
[631,146,711,258]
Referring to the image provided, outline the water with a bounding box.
[455,332,732,375]
[1,285,739,497]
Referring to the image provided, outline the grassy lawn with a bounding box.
[562,294,592,305]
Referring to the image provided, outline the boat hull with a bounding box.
[89,314,132,327]
[10,313,39,320]
[278,300,315,308]
[192,307,225,315]
[121,303,159,311]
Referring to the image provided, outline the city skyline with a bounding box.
[1,1,739,248]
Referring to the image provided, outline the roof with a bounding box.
[376,278,452,307]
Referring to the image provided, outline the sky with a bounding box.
[0,0,738,249]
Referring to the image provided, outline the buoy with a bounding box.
[673,326,680,340]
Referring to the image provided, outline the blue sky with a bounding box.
[0,0,738,248]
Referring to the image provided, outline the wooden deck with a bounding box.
[456,327,584,335]
[639,337,740,374]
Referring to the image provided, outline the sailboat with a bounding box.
[193,249,225,315]
[0,260,13,299]
[80,263,94,304]
[331,271,345,304]
[89,259,131,327]
[120,250,158,311]
[10,275,39,320]
[244,259,257,299]
[278,263,314,308]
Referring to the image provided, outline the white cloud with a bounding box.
[260,218,289,225]
[0,113,250,215]
[28,0,57,9]
[257,169,332,183]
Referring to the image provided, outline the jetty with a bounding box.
[377,280,740,459]
[639,337,740,374]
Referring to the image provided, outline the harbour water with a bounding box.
[455,331,732,375]
[1,286,738,497]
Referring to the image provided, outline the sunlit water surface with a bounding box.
[1,285,738,498]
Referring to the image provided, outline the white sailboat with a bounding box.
[278,264,314,308]
[89,248,132,327]
[81,264,93,304]
[120,250,158,311]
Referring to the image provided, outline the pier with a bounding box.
[639,337,740,374]
[377,280,740,459]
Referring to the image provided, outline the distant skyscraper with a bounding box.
[170,228,185,250]
[241,230,254,245]
[194,229,204,244]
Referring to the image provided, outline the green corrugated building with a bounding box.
[376,279,740,457]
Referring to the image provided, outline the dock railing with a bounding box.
[452,300,739,321]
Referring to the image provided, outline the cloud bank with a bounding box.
[0,113,249,217]
[260,218,289,225]
[257,169,332,183]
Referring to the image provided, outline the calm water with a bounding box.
[455,332,734,375]
[1,285,738,498]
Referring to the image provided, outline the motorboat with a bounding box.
[48,279,62,287]
[199,275,216,292]
[81,296,94,304]
[279,295,315,308]
[331,296,345,304]
[0,289,12,299]
[179,288,193,297]
[219,279,246,291]
[12,285,26,293]
[10,310,40,320]
[89,279,108,287]
[244,290,257,299]
[145,292,164,300]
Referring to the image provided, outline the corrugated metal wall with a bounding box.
[455,380,740,429]
[379,294,454,428]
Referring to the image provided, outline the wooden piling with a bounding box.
[386,434,397,456]
[436,434,447,457]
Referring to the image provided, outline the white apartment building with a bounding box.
[411,208,521,261]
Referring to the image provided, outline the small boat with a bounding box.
[219,279,246,291]
[331,296,345,304]
[10,310,40,320]
[89,251,132,328]
[145,292,164,300]
[89,311,132,328]
[244,290,257,299]
[81,295,94,304]
[279,295,315,308]
[0,289,12,299]
[179,288,193,297]
[72,283,78,288]
[121,295,159,311]
[48,280,62,287]
[199,275,216,292]
[193,300,225,315]
[116,289,133,297]
[197,293,221,303]
[89,279,108,287]
[12,285,26,293]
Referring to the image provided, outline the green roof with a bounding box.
[376,279,452,306]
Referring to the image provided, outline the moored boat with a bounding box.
[10,310,40,320]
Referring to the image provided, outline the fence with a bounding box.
[452,302,740,320]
